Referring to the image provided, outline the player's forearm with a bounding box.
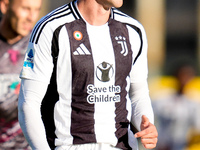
[18,79,50,150]
[129,81,154,131]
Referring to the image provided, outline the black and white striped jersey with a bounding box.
[20,0,149,149]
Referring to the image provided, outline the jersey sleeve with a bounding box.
[18,79,51,149]
[20,24,54,84]
[128,23,148,83]
[128,23,154,131]
[18,21,56,149]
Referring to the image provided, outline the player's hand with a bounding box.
[134,115,158,149]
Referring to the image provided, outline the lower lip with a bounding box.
[23,25,32,31]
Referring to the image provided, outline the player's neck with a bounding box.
[0,18,23,45]
[77,0,111,26]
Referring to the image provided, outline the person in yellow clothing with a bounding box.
[152,62,200,150]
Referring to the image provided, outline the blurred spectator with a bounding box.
[0,0,42,149]
[152,61,200,150]
[0,11,2,20]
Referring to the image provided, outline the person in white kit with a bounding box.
[18,0,158,149]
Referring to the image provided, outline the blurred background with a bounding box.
[1,0,200,149]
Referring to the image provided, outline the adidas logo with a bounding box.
[73,43,91,55]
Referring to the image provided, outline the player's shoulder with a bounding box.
[30,2,75,44]
[112,8,144,31]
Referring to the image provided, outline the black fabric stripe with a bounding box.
[41,25,63,149]
[113,12,128,18]
[111,10,143,65]
[110,8,114,19]
[69,2,78,19]
[30,4,69,43]
[51,25,65,60]
[65,19,96,145]
[71,0,82,20]
[126,24,143,64]
[108,19,133,150]
[113,8,129,18]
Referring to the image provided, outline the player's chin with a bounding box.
[18,29,31,37]
[113,1,123,8]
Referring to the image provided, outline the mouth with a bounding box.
[18,24,33,36]
[22,22,33,31]
[23,25,32,31]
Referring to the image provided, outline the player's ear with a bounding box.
[0,0,10,14]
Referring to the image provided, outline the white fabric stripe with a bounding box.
[86,23,118,146]
[54,27,73,146]
[125,76,138,149]
[55,143,122,150]
[126,76,131,122]
[70,1,80,19]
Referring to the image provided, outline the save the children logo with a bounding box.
[87,84,121,104]
[96,61,114,82]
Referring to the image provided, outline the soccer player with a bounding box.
[0,0,42,149]
[18,0,158,149]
